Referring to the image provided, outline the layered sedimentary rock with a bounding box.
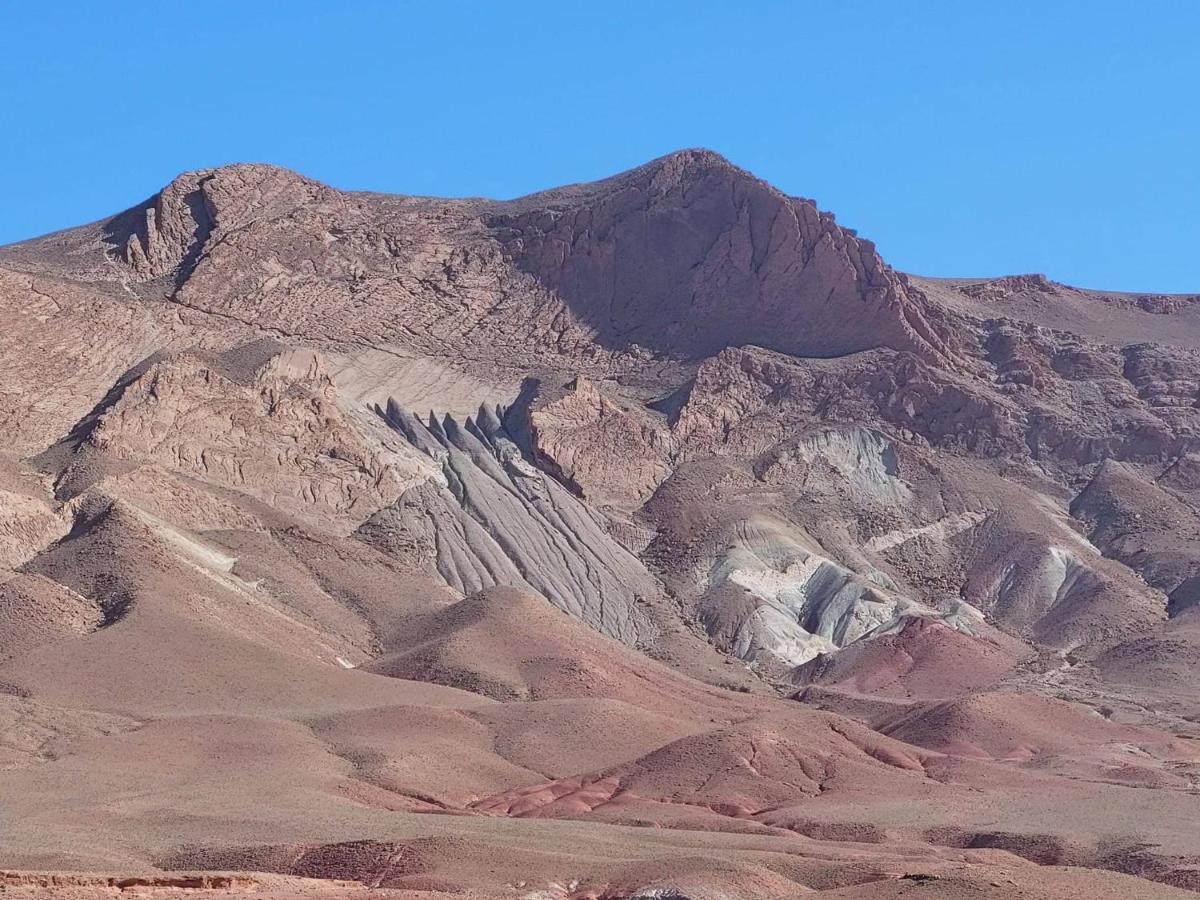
[491,149,959,363]
[69,346,426,533]
[360,400,657,645]
[518,376,674,511]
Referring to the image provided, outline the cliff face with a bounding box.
[492,149,958,362]
[110,165,338,282]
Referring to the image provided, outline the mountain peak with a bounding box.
[492,151,956,362]
[645,147,742,174]
[162,162,309,190]
[108,163,334,281]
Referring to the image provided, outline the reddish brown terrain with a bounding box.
[2,150,1200,898]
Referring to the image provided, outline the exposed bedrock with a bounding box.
[54,345,426,534]
[490,149,959,363]
[360,399,657,645]
[1071,459,1200,616]
[512,375,675,512]
[694,516,984,673]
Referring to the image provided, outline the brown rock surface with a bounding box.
[522,376,674,510]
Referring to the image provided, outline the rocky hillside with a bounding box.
[2,151,1200,898]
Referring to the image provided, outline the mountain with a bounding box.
[2,150,1200,898]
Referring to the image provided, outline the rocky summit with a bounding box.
[2,150,1200,899]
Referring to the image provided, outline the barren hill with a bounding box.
[2,151,1199,898]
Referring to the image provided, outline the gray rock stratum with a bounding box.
[360,400,657,645]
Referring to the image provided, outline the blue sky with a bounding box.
[1,1,1196,292]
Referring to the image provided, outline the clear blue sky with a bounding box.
[1,1,1196,292]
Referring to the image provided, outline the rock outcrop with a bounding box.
[75,346,426,532]
[492,149,959,363]
[361,400,658,644]
[518,376,674,510]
